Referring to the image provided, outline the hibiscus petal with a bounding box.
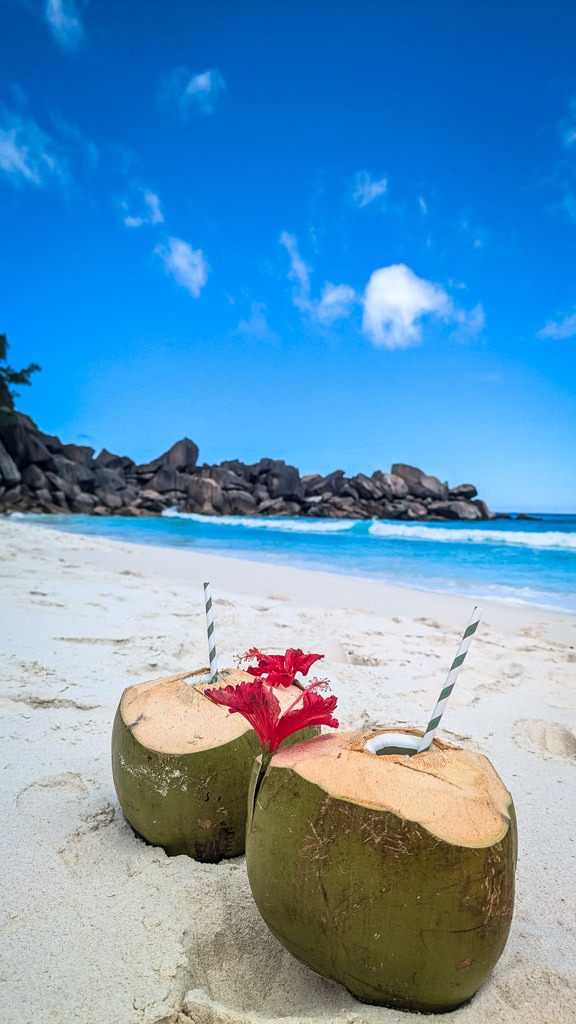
[204,679,282,750]
[273,689,339,750]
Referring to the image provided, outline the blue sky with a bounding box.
[1,0,575,512]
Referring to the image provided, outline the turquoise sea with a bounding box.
[17,510,576,615]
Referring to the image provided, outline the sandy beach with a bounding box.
[1,517,575,1024]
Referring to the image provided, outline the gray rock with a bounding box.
[0,484,22,506]
[95,449,135,472]
[391,464,448,501]
[258,498,301,516]
[449,483,478,500]
[301,474,323,491]
[159,437,199,472]
[147,466,186,493]
[351,474,385,501]
[427,500,482,520]
[220,459,250,477]
[52,490,69,510]
[21,463,48,489]
[264,461,303,501]
[70,493,98,513]
[34,430,62,452]
[0,440,21,484]
[303,470,345,497]
[403,500,429,519]
[222,489,258,514]
[0,421,52,468]
[49,455,95,490]
[186,477,224,510]
[207,467,249,490]
[95,490,125,510]
[93,466,127,493]
[61,443,95,466]
[472,498,495,519]
[246,458,275,480]
[139,489,164,501]
[45,471,81,500]
[118,486,138,505]
[372,471,409,500]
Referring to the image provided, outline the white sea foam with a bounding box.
[162,509,357,534]
[164,509,576,551]
[367,522,576,551]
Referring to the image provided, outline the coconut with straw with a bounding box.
[244,606,518,1011]
[111,584,325,862]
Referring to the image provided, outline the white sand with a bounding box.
[1,517,575,1024]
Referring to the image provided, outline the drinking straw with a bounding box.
[203,582,218,681]
[417,606,482,753]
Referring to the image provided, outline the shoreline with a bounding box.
[9,510,576,620]
[1,518,575,1024]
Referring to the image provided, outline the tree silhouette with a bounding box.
[0,334,41,411]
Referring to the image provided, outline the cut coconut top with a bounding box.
[269,729,514,849]
[120,668,303,755]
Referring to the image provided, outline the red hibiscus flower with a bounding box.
[204,678,338,753]
[238,648,324,688]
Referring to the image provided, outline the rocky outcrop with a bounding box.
[0,409,496,522]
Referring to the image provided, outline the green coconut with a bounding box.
[111,667,319,862]
[246,727,517,1012]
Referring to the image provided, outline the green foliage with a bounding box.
[0,334,41,411]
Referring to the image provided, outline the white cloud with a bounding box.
[418,196,428,215]
[0,106,65,187]
[161,67,226,118]
[279,237,481,349]
[536,311,576,340]
[280,233,357,323]
[279,231,312,311]
[123,189,164,228]
[238,301,279,342]
[362,264,455,349]
[316,283,357,324]
[155,237,209,298]
[44,0,86,54]
[453,302,485,337]
[352,171,388,208]
[560,98,576,148]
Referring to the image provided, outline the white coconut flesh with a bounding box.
[120,668,306,755]
[270,729,514,849]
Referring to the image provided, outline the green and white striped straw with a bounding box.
[417,606,482,754]
[203,582,218,681]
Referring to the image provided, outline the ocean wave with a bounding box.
[162,509,358,534]
[367,522,576,551]
[162,509,576,550]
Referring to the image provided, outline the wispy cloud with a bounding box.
[238,301,280,342]
[280,232,356,323]
[123,189,164,228]
[160,67,226,119]
[418,196,428,215]
[279,231,313,311]
[560,98,576,148]
[155,237,209,297]
[352,170,388,208]
[316,283,357,324]
[536,310,576,340]
[44,0,86,54]
[280,235,482,349]
[0,105,66,187]
[49,109,98,169]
